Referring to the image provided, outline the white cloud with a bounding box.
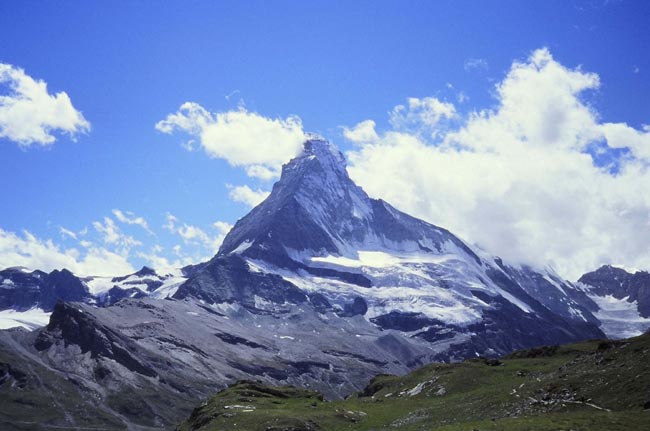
[227,184,270,208]
[1,211,233,275]
[600,122,650,160]
[177,225,210,243]
[136,246,195,272]
[244,165,281,181]
[163,213,179,233]
[156,103,305,179]
[225,89,241,102]
[112,209,152,233]
[345,48,650,279]
[0,63,90,146]
[213,221,233,235]
[163,212,232,256]
[464,58,488,72]
[0,228,134,276]
[388,97,456,134]
[92,217,141,251]
[59,226,77,240]
[343,120,379,144]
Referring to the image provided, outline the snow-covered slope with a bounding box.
[0,307,50,330]
[0,139,627,348]
[578,265,650,337]
[219,139,481,271]
[0,265,186,330]
[84,266,187,305]
[586,293,650,339]
[209,138,603,353]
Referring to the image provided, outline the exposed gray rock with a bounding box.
[579,265,650,317]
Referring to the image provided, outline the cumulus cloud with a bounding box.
[155,103,305,180]
[388,97,456,135]
[112,209,152,233]
[344,98,456,143]
[213,221,233,234]
[163,213,232,257]
[92,217,141,252]
[136,244,195,272]
[343,120,379,144]
[345,48,650,279]
[227,184,270,208]
[0,228,134,276]
[0,63,90,146]
[1,210,233,275]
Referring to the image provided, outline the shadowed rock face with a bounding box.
[35,301,158,377]
[218,138,479,272]
[0,268,90,311]
[0,297,448,429]
[579,265,650,317]
[0,265,185,315]
[173,255,308,309]
[206,139,604,345]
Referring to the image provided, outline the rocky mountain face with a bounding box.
[213,138,604,351]
[0,267,89,312]
[579,265,650,317]
[0,265,186,319]
[1,296,441,429]
[0,138,644,429]
[576,265,650,339]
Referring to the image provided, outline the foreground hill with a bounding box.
[178,332,650,431]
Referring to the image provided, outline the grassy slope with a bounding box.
[178,333,650,431]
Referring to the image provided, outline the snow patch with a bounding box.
[589,294,650,339]
[149,274,186,299]
[406,382,427,396]
[310,250,454,268]
[231,240,253,255]
[84,276,115,295]
[0,308,50,330]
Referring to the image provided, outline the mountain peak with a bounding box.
[302,136,346,166]
[218,138,362,260]
[218,138,474,272]
[279,137,348,183]
[135,266,157,277]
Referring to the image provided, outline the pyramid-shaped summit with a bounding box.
[189,137,604,354]
[218,137,478,272]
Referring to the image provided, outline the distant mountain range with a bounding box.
[1,138,648,429]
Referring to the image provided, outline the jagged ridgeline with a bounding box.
[0,138,648,429]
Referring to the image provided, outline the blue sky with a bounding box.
[1,1,649,277]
